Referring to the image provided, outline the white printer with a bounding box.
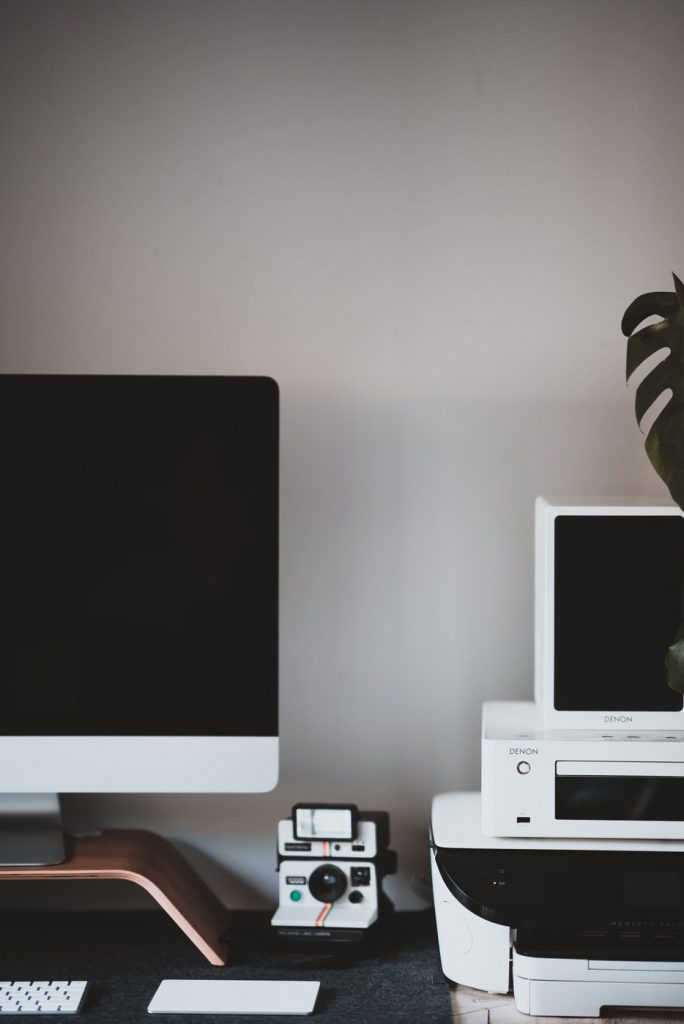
[431,792,684,1017]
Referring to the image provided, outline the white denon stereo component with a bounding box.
[481,701,684,840]
[535,497,684,732]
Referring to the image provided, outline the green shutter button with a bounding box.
[290,890,303,902]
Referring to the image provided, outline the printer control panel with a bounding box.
[434,846,684,934]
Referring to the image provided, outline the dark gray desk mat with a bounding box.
[0,909,450,1022]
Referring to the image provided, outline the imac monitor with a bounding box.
[0,374,279,793]
[535,497,684,730]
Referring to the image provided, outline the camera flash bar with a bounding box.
[292,804,359,842]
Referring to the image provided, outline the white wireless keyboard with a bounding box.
[0,981,88,1014]
[147,979,320,1015]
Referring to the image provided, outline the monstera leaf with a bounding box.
[622,273,684,692]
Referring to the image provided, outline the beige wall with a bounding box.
[1,0,681,909]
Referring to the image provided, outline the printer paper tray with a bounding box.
[513,949,684,1018]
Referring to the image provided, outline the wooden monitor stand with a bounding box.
[0,830,231,965]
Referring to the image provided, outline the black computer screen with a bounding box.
[554,514,684,712]
[0,375,278,735]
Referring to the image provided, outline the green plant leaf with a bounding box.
[673,272,684,308]
[623,276,684,508]
[668,624,684,694]
[621,291,680,337]
[623,274,684,693]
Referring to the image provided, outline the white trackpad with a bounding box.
[148,979,320,1015]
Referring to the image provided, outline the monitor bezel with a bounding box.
[0,736,278,792]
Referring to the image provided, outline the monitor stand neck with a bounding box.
[0,794,65,866]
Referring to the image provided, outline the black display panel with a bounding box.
[556,776,684,821]
[0,375,278,736]
[624,869,680,909]
[554,515,684,711]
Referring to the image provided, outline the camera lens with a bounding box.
[308,864,347,903]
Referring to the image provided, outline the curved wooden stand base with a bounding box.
[0,830,231,965]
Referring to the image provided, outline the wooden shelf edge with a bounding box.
[0,829,231,966]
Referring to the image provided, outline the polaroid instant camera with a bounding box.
[271,803,396,946]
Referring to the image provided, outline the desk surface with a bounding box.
[0,907,680,1022]
[0,908,449,1022]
